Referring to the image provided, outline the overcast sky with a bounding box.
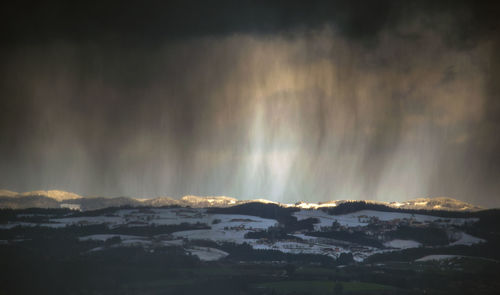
[1,1,499,207]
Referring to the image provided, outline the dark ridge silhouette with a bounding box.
[323,201,479,218]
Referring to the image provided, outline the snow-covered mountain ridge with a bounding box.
[0,189,484,211]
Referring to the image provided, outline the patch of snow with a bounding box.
[88,246,105,252]
[0,222,37,229]
[383,239,421,249]
[187,247,229,261]
[415,255,463,262]
[450,232,485,246]
[39,223,68,228]
[120,239,152,246]
[161,239,184,247]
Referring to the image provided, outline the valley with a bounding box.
[1,199,499,294]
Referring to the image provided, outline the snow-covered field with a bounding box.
[187,247,229,261]
[383,239,422,249]
[0,207,486,262]
[48,208,278,230]
[293,209,478,230]
[450,232,485,246]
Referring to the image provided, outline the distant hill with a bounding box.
[19,190,83,201]
[0,190,17,197]
[391,197,483,211]
[0,189,485,212]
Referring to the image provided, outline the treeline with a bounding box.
[217,242,336,265]
[208,202,299,222]
[386,226,449,246]
[69,204,184,217]
[0,208,71,223]
[244,226,303,241]
[323,201,478,218]
[0,222,210,240]
[307,231,384,248]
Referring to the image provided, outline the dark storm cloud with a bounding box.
[2,0,388,45]
[3,0,496,46]
[0,0,500,206]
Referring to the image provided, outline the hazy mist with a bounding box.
[1,1,499,207]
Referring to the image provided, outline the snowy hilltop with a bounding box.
[0,189,484,212]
